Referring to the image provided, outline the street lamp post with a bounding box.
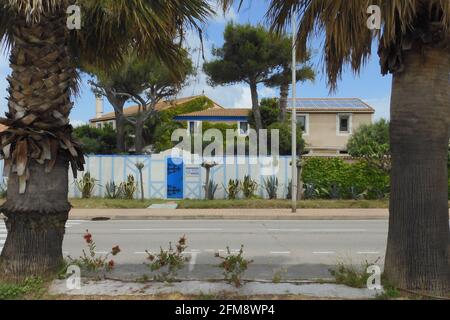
[291,13,297,213]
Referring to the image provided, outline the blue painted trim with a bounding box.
[174,116,248,121]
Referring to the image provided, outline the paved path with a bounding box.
[67,208,391,220]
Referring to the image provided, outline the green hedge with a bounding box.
[302,158,390,200]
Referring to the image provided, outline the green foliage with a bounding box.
[0,277,45,300]
[249,98,280,128]
[302,158,390,200]
[268,121,305,156]
[149,96,216,152]
[242,175,258,199]
[105,181,124,199]
[145,236,190,282]
[67,230,120,273]
[263,176,279,200]
[121,175,137,200]
[329,258,380,289]
[73,124,117,155]
[347,119,390,173]
[225,179,241,200]
[204,23,290,87]
[0,178,7,198]
[216,245,253,288]
[75,172,97,199]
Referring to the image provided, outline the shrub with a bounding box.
[215,245,253,288]
[242,175,258,199]
[0,277,45,300]
[263,176,279,199]
[225,179,241,200]
[75,172,97,199]
[145,236,190,282]
[302,158,389,200]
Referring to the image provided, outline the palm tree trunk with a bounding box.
[0,11,82,280]
[279,82,289,122]
[0,159,69,280]
[249,81,262,131]
[384,47,450,294]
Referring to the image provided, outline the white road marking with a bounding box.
[357,251,380,255]
[0,240,5,244]
[268,229,367,233]
[270,251,291,255]
[313,251,336,255]
[120,228,223,232]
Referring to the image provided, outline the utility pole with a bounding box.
[291,12,297,213]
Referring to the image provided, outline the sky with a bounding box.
[0,2,392,127]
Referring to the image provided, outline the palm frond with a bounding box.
[267,0,450,90]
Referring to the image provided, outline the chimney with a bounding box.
[95,96,104,119]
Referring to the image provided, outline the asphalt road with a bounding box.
[3,219,447,280]
[62,219,389,280]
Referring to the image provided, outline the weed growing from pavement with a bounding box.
[66,230,121,273]
[0,277,45,300]
[216,245,253,288]
[329,258,381,288]
[146,235,190,282]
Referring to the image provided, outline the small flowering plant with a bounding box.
[145,235,190,282]
[67,230,121,273]
[216,245,253,288]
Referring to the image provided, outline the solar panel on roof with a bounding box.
[293,99,369,110]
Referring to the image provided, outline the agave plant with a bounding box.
[75,172,97,199]
[263,176,279,200]
[225,179,241,200]
[105,181,124,199]
[242,175,258,199]
[204,179,219,200]
[121,175,137,200]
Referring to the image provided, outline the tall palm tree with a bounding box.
[262,0,449,294]
[0,0,213,280]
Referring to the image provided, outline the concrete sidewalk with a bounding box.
[68,208,391,220]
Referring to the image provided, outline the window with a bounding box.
[337,114,352,134]
[96,123,102,129]
[188,121,197,135]
[239,121,249,135]
[296,115,308,134]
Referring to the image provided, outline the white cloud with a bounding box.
[70,119,87,128]
[209,1,237,24]
[180,30,254,109]
[362,96,391,120]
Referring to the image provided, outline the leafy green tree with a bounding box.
[90,51,193,154]
[248,98,280,129]
[73,125,117,155]
[204,23,293,131]
[347,119,390,173]
[0,0,214,280]
[268,122,304,156]
[265,52,315,121]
